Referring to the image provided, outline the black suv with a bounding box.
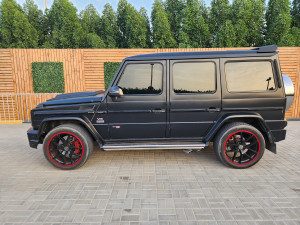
[27,45,294,170]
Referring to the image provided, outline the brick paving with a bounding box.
[0,122,299,225]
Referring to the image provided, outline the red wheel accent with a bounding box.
[223,130,261,167]
[46,131,85,168]
[74,140,81,155]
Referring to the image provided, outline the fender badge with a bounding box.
[96,118,105,124]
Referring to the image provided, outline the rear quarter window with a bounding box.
[225,61,276,92]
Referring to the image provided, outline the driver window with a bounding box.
[118,63,163,95]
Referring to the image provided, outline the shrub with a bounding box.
[104,62,121,89]
[32,62,64,93]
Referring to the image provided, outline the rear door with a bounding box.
[169,59,221,138]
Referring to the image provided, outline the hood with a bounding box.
[41,91,105,107]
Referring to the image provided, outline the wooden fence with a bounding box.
[0,47,299,122]
[0,93,59,122]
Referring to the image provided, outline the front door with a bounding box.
[169,59,221,138]
[107,60,167,140]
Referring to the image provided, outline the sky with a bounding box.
[16,0,213,13]
[16,0,156,13]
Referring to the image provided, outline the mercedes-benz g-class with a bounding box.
[27,45,295,169]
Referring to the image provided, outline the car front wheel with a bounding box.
[214,122,265,169]
[43,124,93,170]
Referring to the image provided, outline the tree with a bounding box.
[100,3,118,48]
[80,4,101,35]
[291,27,300,45]
[80,4,104,48]
[40,9,53,48]
[209,0,232,46]
[117,0,148,48]
[292,0,300,28]
[266,0,294,46]
[291,0,300,46]
[23,0,44,46]
[231,0,264,46]
[179,0,210,47]
[140,7,152,48]
[82,33,105,48]
[46,0,83,48]
[164,0,185,44]
[233,19,248,46]
[0,0,38,48]
[151,0,176,48]
[213,20,236,47]
[251,0,265,45]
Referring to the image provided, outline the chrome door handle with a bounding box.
[207,107,220,112]
[152,109,166,113]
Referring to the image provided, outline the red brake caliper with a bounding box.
[74,140,81,155]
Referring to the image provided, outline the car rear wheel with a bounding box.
[43,124,93,170]
[214,122,265,169]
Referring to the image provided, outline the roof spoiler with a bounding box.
[253,45,278,53]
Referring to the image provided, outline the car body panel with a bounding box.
[106,60,167,140]
[169,58,221,138]
[28,46,289,154]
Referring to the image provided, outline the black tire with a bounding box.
[43,124,94,170]
[214,122,265,169]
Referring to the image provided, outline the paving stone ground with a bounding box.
[0,122,299,225]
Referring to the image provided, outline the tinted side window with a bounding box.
[173,62,216,94]
[225,61,275,92]
[118,63,163,95]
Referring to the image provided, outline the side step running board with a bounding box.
[102,142,207,151]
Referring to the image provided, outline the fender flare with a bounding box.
[204,113,275,152]
[38,116,104,144]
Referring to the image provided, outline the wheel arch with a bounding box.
[205,113,276,153]
[38,117,104,145]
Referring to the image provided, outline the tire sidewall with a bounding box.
[43,126,90,170]
[216,124,265,169]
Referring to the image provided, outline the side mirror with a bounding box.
[108,85,124,98]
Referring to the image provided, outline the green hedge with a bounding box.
[104,62,121,89]
[32,62,64,93]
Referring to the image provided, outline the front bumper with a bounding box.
[27,127,39,148]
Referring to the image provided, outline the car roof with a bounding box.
[125,45,278,61]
